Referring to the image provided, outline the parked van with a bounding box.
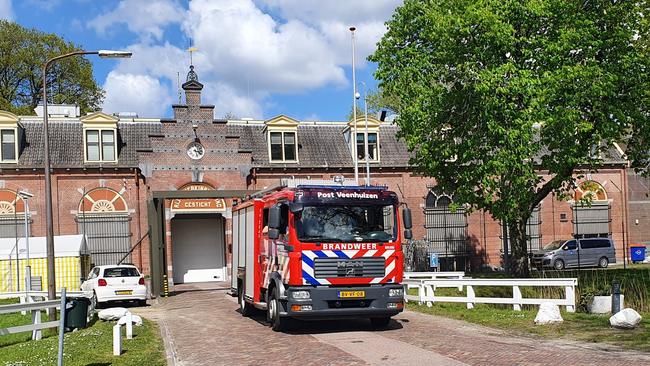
[531,238,616,270]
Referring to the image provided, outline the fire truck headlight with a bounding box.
[291,290,311,299]
[389,288,404,297]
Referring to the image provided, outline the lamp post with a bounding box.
[350,27,359,184]
[18,191,33,293]
[42,50,131,317]
[359,81,370,185]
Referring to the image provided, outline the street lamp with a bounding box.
[42,50,132,317]
[350,26,359,184]
[359,81,370,186]
[18,191,33,293]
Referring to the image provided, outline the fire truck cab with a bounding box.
[231,179,413,331]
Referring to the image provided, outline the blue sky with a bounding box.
[0,0,401,120]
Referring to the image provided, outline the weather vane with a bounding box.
[188,46,198,65]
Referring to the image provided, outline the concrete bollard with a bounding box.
[113,324,122,356]
[125,312,133,339]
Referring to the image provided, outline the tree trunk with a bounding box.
[508,219,530,277]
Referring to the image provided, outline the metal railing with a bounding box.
[0,289,84,339]
[404,278,577,312]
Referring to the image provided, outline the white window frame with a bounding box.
[83,128,117,163]
[0,127,18,163]
[355,131,380,162]
[268,130,298,163]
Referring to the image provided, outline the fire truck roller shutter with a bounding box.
[171,214,226,284]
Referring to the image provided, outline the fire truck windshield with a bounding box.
[295,204,396,243]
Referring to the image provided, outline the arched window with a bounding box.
[572,181,611,238]
[0,189,30,238]
[424,189,468,260]
[76,188,131,265]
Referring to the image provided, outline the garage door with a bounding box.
[171,216,225,284]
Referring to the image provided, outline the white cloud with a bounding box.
[184,0,346,93]
[102,71,174,117]
[257,0,401,26]
[89,0,183,41]
[257,0,401,67]
[203,82,262,119]
[97,0,401,118]
[0,0,14,20]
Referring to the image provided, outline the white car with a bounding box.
[81,265,147,308]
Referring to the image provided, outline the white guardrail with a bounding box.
[403,277,578,313]
[0,291,85,340]
[403,272,466,290]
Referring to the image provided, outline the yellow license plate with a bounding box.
[338,291,365,298]
[115,290,132,295]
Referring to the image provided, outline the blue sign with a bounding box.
[429,253,439,268]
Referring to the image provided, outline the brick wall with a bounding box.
[1,165,634,277]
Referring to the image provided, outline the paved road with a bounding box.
[134,283,650,366]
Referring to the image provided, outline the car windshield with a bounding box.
[543,240,565,251]
[103,267,140,277]
[295,204,396,242]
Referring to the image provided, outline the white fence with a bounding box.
[403,271,467,291]
[403,278,577,312]
[403,271,466,280]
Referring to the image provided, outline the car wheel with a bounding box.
[238,284,253,317]
[137,299,147,307]
[91,292,99,310]
[598,257,609,268]
[553,259,565,270]
[370,317,391,329]
[270,287,289,332]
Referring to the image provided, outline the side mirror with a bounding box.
[402,207,412,229]
[269,205,281,229]
[402,207,413,240]
[268,228,279,240]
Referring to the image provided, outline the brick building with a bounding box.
[0,65,641,295]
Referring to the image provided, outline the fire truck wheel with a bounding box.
[370,317,391,329]
[239,285,253,317]
[269,287,289,332]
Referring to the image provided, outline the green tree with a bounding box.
[0,21,104,115]
[370,0,650,276]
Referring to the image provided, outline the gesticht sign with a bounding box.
[171,182,227,213]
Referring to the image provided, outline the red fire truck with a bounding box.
[231,179,413,331]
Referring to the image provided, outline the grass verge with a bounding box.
[407,302,650,352]
[0,298,166,366]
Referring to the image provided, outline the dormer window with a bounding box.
[81,112,119,163]
[0,111,20,163]
[270,131,296,162]
[85,129,116,161]
[265,115,299,163]
[347,116,382,162]
[1,129,16,162]
[356,132,378,161]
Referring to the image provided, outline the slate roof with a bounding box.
[0,117,627,171]
[0,119,161,169]
[226,123,411,168]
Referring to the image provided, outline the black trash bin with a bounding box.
[65,297,91,330]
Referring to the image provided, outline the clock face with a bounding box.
[187,142,205,160]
